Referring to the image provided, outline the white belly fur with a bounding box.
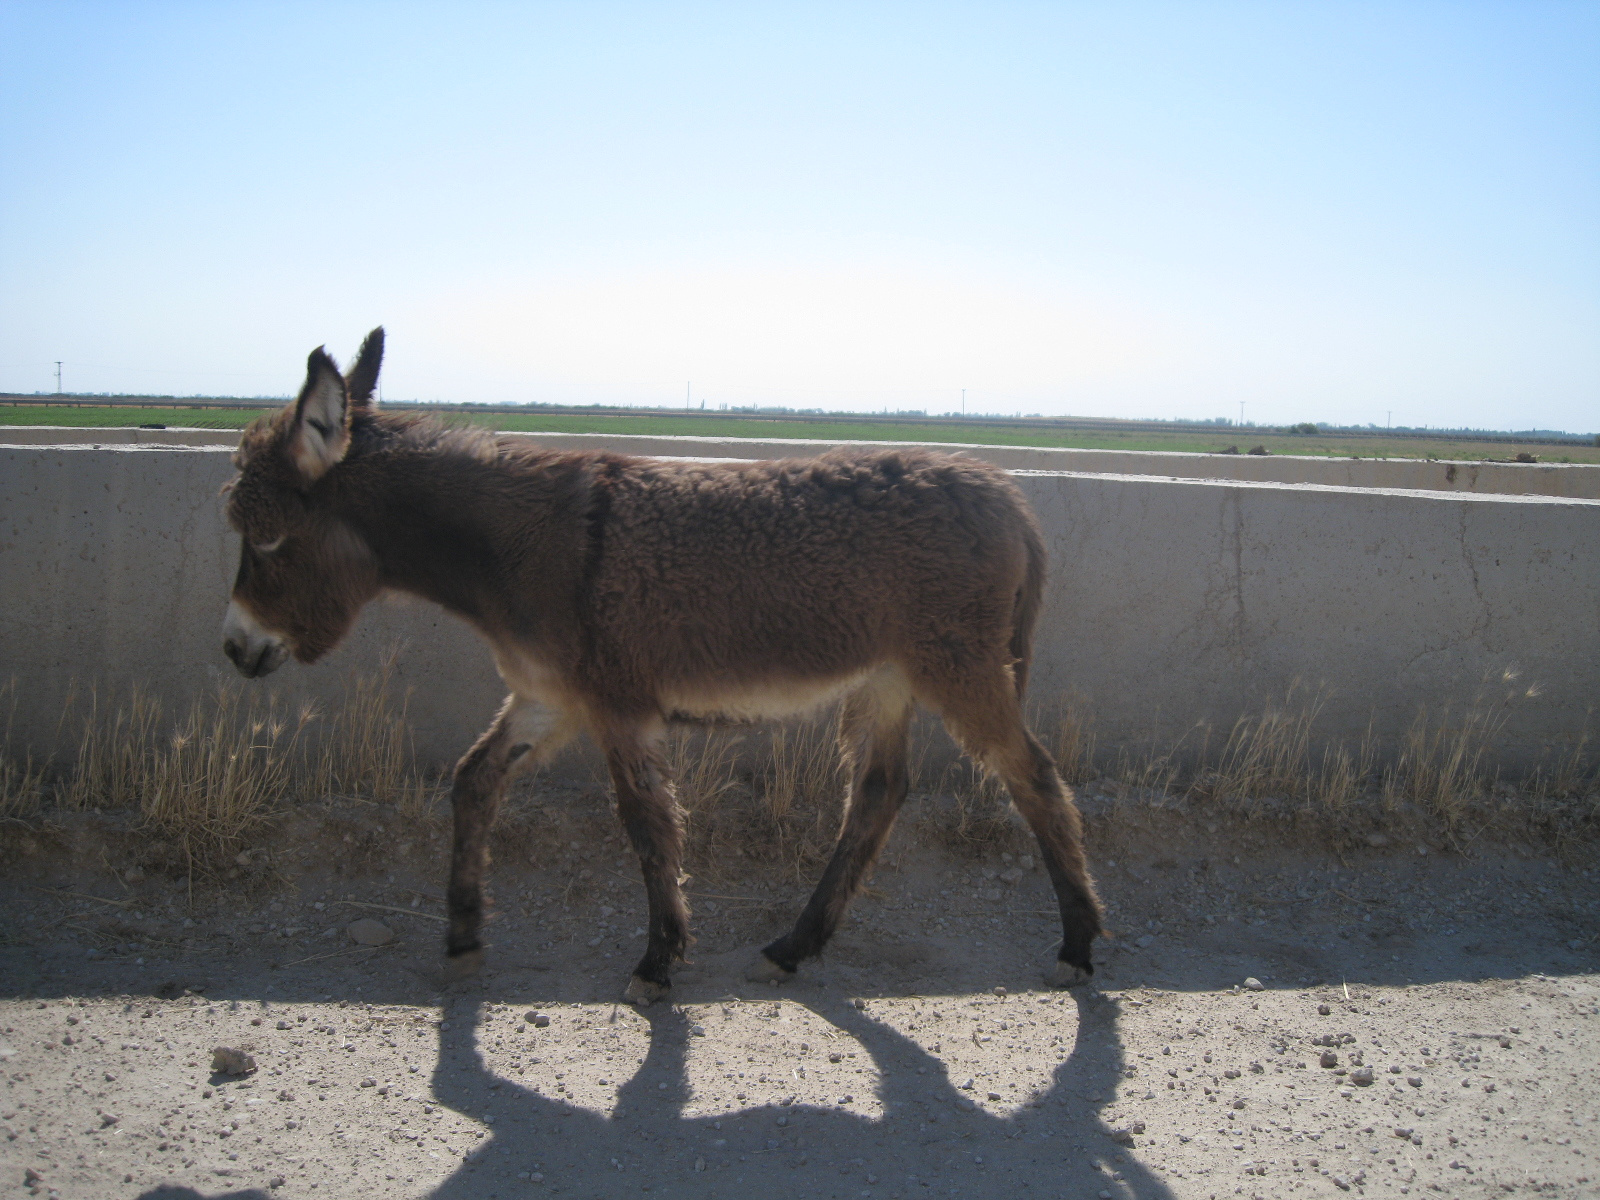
[662,670,878,723]
[493,646,896,724]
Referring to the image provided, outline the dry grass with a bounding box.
[4,668,1594,883]
[0,681,47,825]
[0,666,437,878]
[668,720,846,882]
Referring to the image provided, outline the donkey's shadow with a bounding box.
[424,986,1173,1200]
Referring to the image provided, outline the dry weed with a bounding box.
[2,658,438,876]
[0,680,46,824]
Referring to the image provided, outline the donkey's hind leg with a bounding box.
[446,697,576,978]
[600,720,689,1006]
[939,676,1102,986]
[750,671,914,982]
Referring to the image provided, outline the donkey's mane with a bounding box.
[346,408,505,464]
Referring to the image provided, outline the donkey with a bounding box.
[221,329,1103,1003]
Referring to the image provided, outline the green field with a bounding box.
[4,403,1597,462]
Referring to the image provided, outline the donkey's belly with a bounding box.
[661,670,875,723]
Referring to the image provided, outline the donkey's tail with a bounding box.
[1009,521,1047,700]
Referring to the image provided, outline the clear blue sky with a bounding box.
[2,2,1595,429]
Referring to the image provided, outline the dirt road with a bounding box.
[2,796,1596,1199]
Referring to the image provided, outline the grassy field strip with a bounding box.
[4,402,1597,461]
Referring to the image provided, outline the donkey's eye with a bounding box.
[253,536,286,555]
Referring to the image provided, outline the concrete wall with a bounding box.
[2,444,1595,774]
[5,425,1597,498]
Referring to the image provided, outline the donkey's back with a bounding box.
[565,448,1046,722]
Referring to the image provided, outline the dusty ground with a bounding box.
[2,780,1597,1200]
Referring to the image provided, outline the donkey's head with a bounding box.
[221,328,386,678]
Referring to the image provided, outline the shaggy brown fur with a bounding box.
[221,329,1102,1001]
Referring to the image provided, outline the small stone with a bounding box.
[269,1176,285,1189]
[346,919,394,946]
[277,1020,290,1030]
[526,1012,550,1028]
[1320,1051,1338,1068]
[1243,977,1264,991]
[1393,1126,1413,1139]
[998,868,1024,884]
[1350,1067,1374,1086]
[1407,1076,1422,1088]
[1019,855,1035,870]
[1498,1036,1511,1048]
[360,1077,376,1088]
[993,986,1007,997]
[124,866,145,883]
[1231,1099,1245,1110]
[1318,1003,1332,1015]
[987,1091,1002,1101]
[24,1167,43,1183]
[691,1025,706,1036]
[1333,1176,1351,1191]
[1110,1127,1135,1145]
[210,1046,256,1075]
[1365,833,1389,847]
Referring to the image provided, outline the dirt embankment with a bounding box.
[1,785,1597,1200]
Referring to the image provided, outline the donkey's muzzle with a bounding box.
[222,600,289,679]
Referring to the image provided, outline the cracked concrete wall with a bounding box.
[5,426,1597,498]
[1,446,1595,773]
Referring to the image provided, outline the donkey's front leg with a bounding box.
[602,723,689,1006]
[446,697,575,978]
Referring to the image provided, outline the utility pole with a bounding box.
[55,362,62,394]
[1238,399,1245,427]
[686,382,690,410]
[961,388,966,416]
[1387,410,1392,429]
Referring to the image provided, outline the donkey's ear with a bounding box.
[287,346,351,484]
[345,326,384,410]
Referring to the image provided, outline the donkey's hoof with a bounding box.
[1049,959,1092,989]
[443,949,484,982]
[624,975,670,1007]
[745,954,794,985]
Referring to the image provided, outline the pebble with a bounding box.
[210,1046,256,1076]
[360,1077,376,1088]
[1318,1003,1332,1015]
[1408,1076,1422,1088]
[1320,1051,1339,1068]
[276,1020,291,1030]
[1350,1067,1375,1086]
[1366,833,1389,847]
[1243,977,1264,991]
[525,1012,550,1028]
[346,919,394,946]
